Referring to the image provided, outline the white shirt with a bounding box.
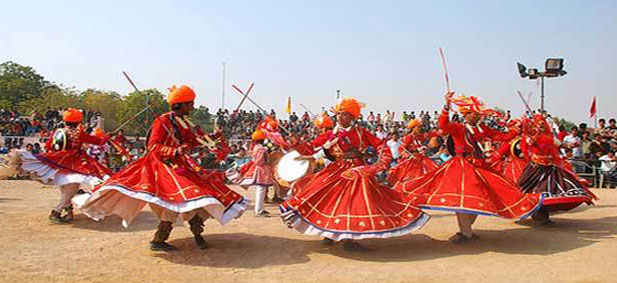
[599,155,616,172]
[376,131,387,140]
[563,134,582,158]
[387,139,402,159]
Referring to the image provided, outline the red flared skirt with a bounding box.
[280,159,429,241]
[387,154,438,184]
[501,157,527,183]
[518,162,595,213]
[34,149,112,178]
[77,153,247,225]
[393,156,542,218]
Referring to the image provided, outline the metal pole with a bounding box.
[222,63,226,109]
[540,76,545,112]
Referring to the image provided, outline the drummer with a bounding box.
[230,129,276,217]
[18,108,112,223]
[307,112,335,168]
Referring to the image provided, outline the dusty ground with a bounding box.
[1,180,616,283]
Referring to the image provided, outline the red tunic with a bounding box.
[393,109,542,218]
[280,125,429,241]
[488,138,528,183]
[36,126,112,178]
[77,112,247,225]
[387,131,438,184]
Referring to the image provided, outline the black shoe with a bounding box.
[343,241,368,252]
[541,219,555,226]
[149,241,178,251]
[194,235,208,250]
[49,211,68,224]
[321,238,335,246]
[255,210,271,218]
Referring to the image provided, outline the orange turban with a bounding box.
[62,108,83,123]
[314,113,334,129]
[407,119,421,129]
[450,95,493,115]
[168,85,196,105]
[251,129,266,141]
[334,97,364,119]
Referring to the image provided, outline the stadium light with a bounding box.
[516,58,567,111]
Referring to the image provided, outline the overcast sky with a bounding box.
[1,0,615,122]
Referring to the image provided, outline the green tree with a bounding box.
[81,89,122,130]
[190,105,213,132]
[115,89,167,136]
[0,61,52,108]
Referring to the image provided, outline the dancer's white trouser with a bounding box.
[254,185,267,214]
[456,212,478,237]
[54,183,80,212]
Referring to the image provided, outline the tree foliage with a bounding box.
[0,61,51,108]
[0,61,213,136]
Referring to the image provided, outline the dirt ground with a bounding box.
[1,180,616,283]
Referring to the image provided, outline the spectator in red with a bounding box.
[557,125,568,142]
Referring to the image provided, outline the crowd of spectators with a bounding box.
[3,105,616,187]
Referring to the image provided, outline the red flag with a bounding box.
[589,96,597,118]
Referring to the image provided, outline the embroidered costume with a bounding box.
[75,85,247,251]
[280,98,429,247]
[19,108,111,223]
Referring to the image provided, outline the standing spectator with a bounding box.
[387,132,402,161]
[366,111,375,127]
[563,127,583,158]
[590,134,610,158]
[289,112,298,123]
[375,125,387,140]
[595,118,610,137]
[608,118,617,137]
[401,111,409,123]
[599,151,617,188]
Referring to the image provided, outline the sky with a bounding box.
[1,0,615,122]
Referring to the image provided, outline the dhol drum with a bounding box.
[510,137,524,159]
[274,150,313,188]
[51,128,68,151]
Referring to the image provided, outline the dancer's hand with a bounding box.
[294,155,315,162]
[444,91,455,104]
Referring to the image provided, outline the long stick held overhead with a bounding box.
[517,90,534,115]
[438,47,451,93]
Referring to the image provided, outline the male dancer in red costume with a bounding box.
[393,92,542,243]
[387,119,438,185]
[281,98,429,252]
[518,114,595,225]
[76,85,248,251]
[19,108,112,223]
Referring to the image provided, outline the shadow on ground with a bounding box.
[155,215,617,267]
[70,212,158,232]
[154,232,313,268]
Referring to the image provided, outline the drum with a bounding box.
[510,138,524,159]
[274,151,313,188]
[51,128,67,151]
[267,150,285,167]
